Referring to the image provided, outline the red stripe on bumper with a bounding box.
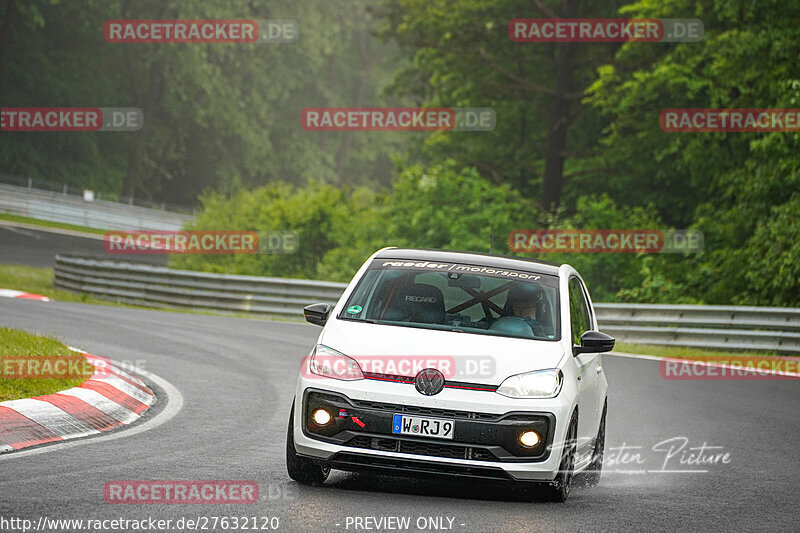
[444,384,497,392]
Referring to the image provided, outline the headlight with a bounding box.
[496,369,563,398]
[309,344,364,381]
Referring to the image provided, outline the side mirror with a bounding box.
[573,330,615,356]
[304,303,332,327]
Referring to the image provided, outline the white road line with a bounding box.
[0,359,183,461]
[0,219,104,240]
[607,351,800,378]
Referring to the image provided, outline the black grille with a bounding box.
[399,440,466,459]
[328,453,513,482]
[472,448,495,461]
[344,435,499,461]
[348,436,373,448]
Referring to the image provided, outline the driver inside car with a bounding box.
[505,283,546,337]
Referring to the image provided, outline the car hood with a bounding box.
[319,319,565,385]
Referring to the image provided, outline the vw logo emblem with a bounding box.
[415,368,445,396]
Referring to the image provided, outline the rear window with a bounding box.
[338,259,560,341]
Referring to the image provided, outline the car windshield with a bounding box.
[339,259,560,341]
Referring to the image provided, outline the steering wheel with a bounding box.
[527,318,546,338]
[488,316,535,338]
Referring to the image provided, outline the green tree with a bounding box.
[0,0,402,205]
[586,0,800,305]
[383,159,540,252]
[380,0,627,208]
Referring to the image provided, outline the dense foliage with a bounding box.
[0,0,400,202]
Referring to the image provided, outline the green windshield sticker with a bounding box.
[347,305,363,314]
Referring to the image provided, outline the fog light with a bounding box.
[313,409,332,425]
[519,430,540,447]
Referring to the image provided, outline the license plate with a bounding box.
[392,414,454,440]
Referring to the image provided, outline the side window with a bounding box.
[568,277,592,345]
[580,280,595,329]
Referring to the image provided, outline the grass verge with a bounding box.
[0,327,92,402]
[0,263,106,304]
[0,212,106,235]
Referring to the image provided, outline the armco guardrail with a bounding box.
[54,255,347,317]
[0,183,192,231]
[594,304,800,354]
[54,255,800,353]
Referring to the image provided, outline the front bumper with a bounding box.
[293,376,575,482]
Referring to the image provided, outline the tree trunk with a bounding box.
[541,0,578,210]
[121,42,142,199]
[0,0,17,94]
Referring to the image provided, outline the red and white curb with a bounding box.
[0,348,154,453]
[0,289,50,302]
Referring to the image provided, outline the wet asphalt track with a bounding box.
[0,224,166,268]
[0,297,798,533]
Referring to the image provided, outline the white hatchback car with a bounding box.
[287,248,614,501]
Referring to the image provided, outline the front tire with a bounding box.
[286,402,330,485]
[545,412,577,502]
[583,401,607,487]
